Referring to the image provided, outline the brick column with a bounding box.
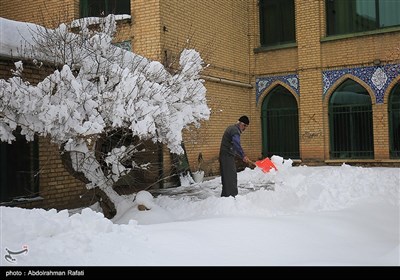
[373,103,390,159]
[296,0,325,163]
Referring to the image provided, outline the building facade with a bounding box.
[1,0,399,209]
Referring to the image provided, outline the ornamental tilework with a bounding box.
[256,74,299,103]
[322,64,400,104]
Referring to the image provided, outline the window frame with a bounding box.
[0,129,39,203]
[80,0,131,18]
[259,0,296,47]
[326,0,400,37]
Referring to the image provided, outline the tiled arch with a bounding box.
[322,64,400,104]
[255,74,299,103]
[322,74,377,106]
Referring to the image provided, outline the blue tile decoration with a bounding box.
[323,64,400,104]
[256,74,299,103]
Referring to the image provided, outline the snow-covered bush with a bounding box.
[0,15,210,219]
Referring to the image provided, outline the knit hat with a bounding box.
[238,115,250,125]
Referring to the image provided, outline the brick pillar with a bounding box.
[296,0,325,163]
[131,0,162,61]
[373,103,390,159]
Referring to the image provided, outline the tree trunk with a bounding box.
[94,187,117,219]
[60,143,117,219]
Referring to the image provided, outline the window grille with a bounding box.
[389,83,400,158]
[261,85,300,159]
[329,80,374,159]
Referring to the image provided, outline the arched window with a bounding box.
[328,79,373,159]
[261,85,299,159]
[389,83,400,158]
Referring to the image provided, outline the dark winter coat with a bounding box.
[219,124,245,197]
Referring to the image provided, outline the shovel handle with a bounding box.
[246,159,257,167]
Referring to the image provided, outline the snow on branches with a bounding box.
[0,15,210,153]
[0,15,210,218]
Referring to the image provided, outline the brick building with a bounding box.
[1,0,399,210]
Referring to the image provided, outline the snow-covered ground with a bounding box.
[1,157,399,266]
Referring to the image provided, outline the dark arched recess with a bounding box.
[328,79,373,159]
[389,83,400,159]
[261,85,300,159]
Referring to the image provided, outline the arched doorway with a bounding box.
[389,83,400,158]
[261,85,299,159]
[328,79,373,159]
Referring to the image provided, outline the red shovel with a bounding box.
[248,157,277,173]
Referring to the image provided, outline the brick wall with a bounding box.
[131,0,162,60]
[296,0,325,162]
[0,0,77,27]
[251,0,400,164]
[159,0,257,172]
[1,0,257,180]
[184,81,256,177]
[37,137,94,210]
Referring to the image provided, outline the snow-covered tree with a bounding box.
[0,15,210,219]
